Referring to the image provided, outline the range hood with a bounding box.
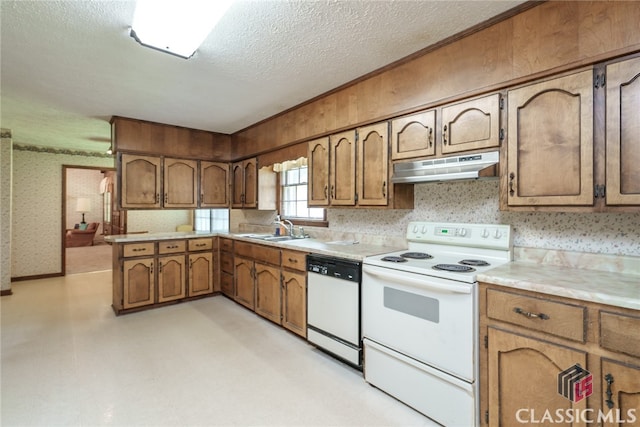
[391,151,499,184]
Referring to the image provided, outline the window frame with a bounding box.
[276,167,328,227]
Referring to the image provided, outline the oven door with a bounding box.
[362,263,477,382]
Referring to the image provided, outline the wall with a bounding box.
[233,180,640,257]
[127,210,192,234]
[11,147,114,278]
[65,168,104,233]
[1,131,13,293]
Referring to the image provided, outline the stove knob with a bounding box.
[421,225,428,234]
[482,229,490,238]
[412,225,419,233]
[494,229,502,239]
[459,228,467,237]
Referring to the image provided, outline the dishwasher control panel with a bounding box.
[307,255,361,283]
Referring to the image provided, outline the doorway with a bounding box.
[62,166,125,275]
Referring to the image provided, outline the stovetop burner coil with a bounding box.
[381,256,408,263]
[400,252,433,260]
[459,259,490,267]
[432,264,476,272]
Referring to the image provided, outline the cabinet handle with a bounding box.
[200,193,204,204]
[324,185,328,199]
[156,193,160,203]
[195,243,206,247]
[150,261,153,274]
[514,307,549,320]
[190,259,193,269]
[509,172,515,196]
[164,193,168,204]
[605,373,614,409]
[132,248,147,252]
[288,258,297,263]
[428,128,433,147]
[382,181,386,197]
[241,193,245,203]
[331,185,335,199]
[443,125,448,145]
[159,261,163,273]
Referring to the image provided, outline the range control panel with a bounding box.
[406,222,512,250]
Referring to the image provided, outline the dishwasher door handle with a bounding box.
[363,265,472,294]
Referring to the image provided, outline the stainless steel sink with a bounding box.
[261,235,295,242]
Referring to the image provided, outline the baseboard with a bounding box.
[11,272,63,282]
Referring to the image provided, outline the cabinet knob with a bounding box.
[605,373,614,409]
[442,125,448,145]
[509,172,515,196]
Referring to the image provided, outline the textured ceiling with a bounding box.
[1,0,526,153]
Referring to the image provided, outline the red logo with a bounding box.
[558,364,593,402]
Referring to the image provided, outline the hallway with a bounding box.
[1,272,436,426]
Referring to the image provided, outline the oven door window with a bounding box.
[384,287,439,323]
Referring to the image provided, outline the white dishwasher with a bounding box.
[306,254,362,369]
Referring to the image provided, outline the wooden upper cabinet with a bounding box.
[506,69,594,207]
[330,130,357,206]
[357,122,389,206]
[163,158,198,208]
[120,154,162,208]
[390,110,436,160]
[200,161,229,207]
[308,137,330,206]
[231,158,257,209]
[605,56,640,206]
[441,93,501,154]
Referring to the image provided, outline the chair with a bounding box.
[66,222,99,247]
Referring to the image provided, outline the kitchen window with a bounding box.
[276,161,326,226]
[194,208,229,232]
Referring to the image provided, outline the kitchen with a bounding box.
[3,1,640,426]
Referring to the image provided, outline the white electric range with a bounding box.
[362,221,512,427]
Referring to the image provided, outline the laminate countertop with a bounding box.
[478,259,640,312]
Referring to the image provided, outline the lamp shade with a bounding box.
[76,198,91,213]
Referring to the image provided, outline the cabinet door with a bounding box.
[330,130,356,206]
[200,161,229,207]
[282,270,306,337]
[308,137,330,206]
[357,122,389,206]
[507,70,594,206]
[488,327,588,427]
[390,110,436,160]
[600,359,640,426]
[123,258,155,309]
[120,154,161,208]
[254,263,281,325]
[234,258,255,310]
[231,161,244,208]
[220,271,234,297]
[442,93,501,154]
[188,252,214,297]
[157,255,186,303]
[606,56,640,205]
[243,158,258,208]
[163,158,198,207]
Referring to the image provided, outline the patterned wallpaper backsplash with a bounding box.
[240,180,640,257]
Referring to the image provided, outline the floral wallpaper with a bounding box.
[1,134,13,291]
[237,180,640,257]
[11,149,114,278]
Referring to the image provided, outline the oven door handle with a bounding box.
[363,265,472,294]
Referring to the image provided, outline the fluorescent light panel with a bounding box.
[131,0,234,59]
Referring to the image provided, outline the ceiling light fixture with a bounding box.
[130,0,234,59]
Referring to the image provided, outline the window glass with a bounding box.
[280,165,324,221]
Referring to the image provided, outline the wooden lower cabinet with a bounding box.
[157,255,186,303]
[189,252,215,296]
[234,257,255,310]
[254,263,281,324]
[281,270,306,337]
[122,258,155,309]
[487,327,588,426]
[480,282,640,427]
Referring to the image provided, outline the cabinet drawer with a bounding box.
[486,288,586,342]
[221,252,234,274]
[158,240,186,254]
[282,250,307,271]
[123,242,155,257]
[220,238,234,252]
[600,311,640,358]
[188,238,213,251]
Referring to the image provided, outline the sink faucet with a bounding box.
[274,216,294,236]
